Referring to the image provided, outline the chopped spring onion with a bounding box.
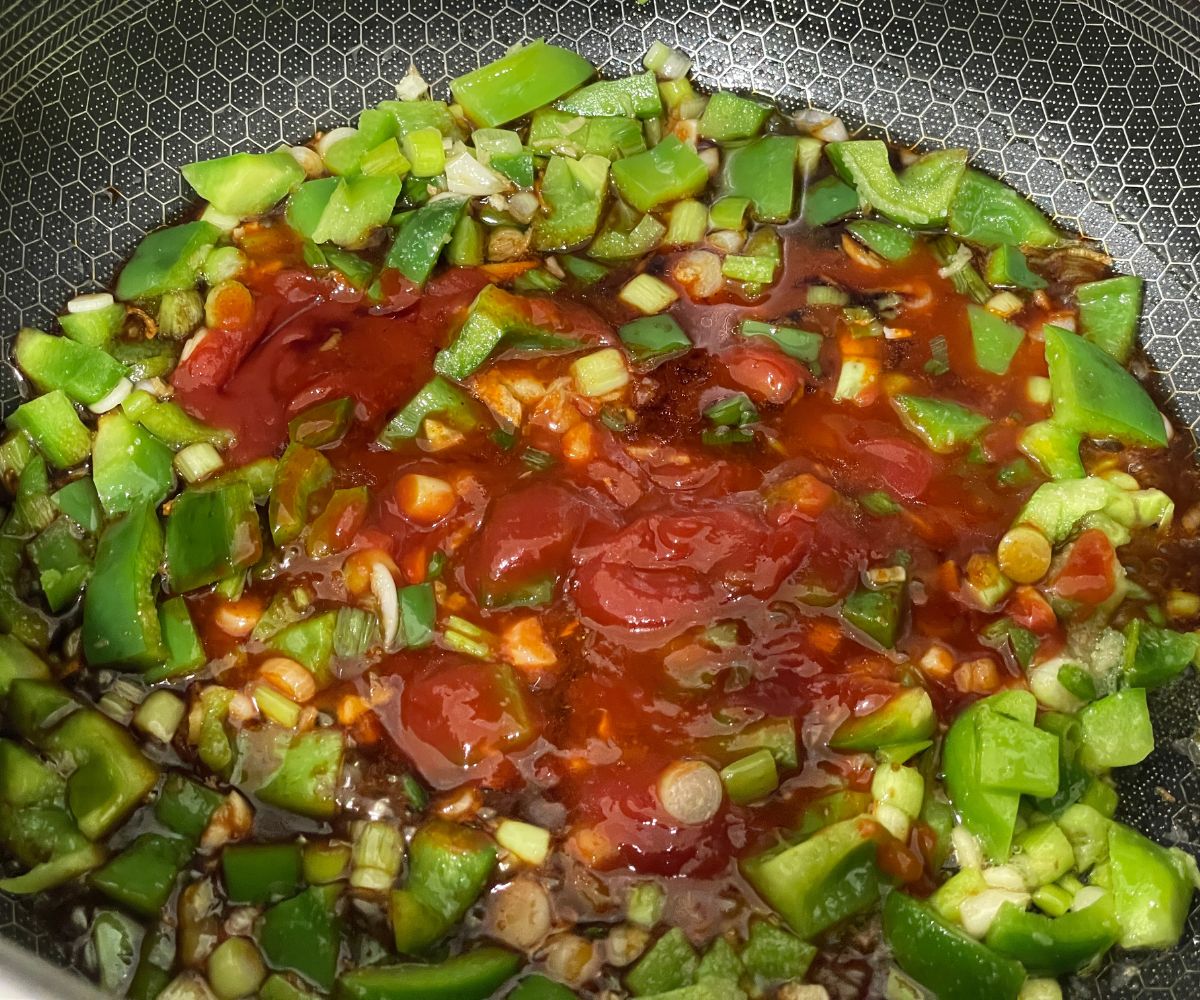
[443,616,496,659]
[207,937,267,1000]
[350,820,404,892]
[657,760,724,825]
[253,684,301,729]
[132,690,186,743]
[570,348,630,397]
[618,274,679,315]
[334,606,378,658]
[719,749,779,805]
[643,41,693,80]
[495,819,552,867]
[174,442,224,484]
[402,127,446,177]
[664,199,708,247]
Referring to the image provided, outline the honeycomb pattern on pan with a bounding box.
[0,0,1198,995]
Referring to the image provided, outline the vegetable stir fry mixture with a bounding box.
[2,39,1199,1000]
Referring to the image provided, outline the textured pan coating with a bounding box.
[0,1,1197,996]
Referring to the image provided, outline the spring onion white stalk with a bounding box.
[316,126,357,160]
[66,291,114,314]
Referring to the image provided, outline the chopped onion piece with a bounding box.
[794,108,848,143]
[1071,885,1107,912]
[135,377,173,399]
[87,377,133,414]
[66,291,114,314]
[370,560,399,650]
[698,146,720,176]
[180,327,209,362]
[508,191,539,224]
[982,864,1027,892]
[394,64,430,101]
[286,144,325,179]
[959,889,1030,938]
[445,150,511,196]
[951,825,983,870]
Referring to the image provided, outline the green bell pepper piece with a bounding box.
[82,501,166,669]
[883,890,1025,1000]
[1044,324,1166,447]
[91,909,141,994]
[741,918,816,983]
[984,244,1047,290]
[845,219,915,260]
[720,135,798,223]
[29,516,92,611]
[696,937,743,983]
[0,634,50,696]
[1032,713,1090,818]
[509,975,577,1000]
[626,927,697,996]
[390,820,497,954]
[90,833,192,917]
[92,411,174,516]
[1014,475,1172,547]
[943,689,1037,861]
[268,611,336,684]
[1108,821,1196,949]
[434,284,582,380]
[705,716,798,771]
[1079,688,1154,770]
[892,394,990,454]
[532,153,610,251]
[128,923,176,1000]
[6,390,91,469]
[976,706,1060,798]
[740,817,882,939]
[588,202,667,261]
[4,678,77,743]
[376,100,462,142]
[256,728,344,820]
[0,536,52,651]
[270,444,333,545]
[7,452,55,536]
[312,175,403,247]
[698,92,771,141]
[556,71,662,119]
[182,150,305,217]
[491,153,535,188]
[165,481,262,592]
[306,487,369,558]
[223,841,304,904]
[382,196,468,286]
[451,40,594,126]
[1123,619,1197,689]
[986,895,1119,975]
[399,583,435,649]
[338,946,522,1000]
[826,142,967,227]
[737,320,822,372]
[841,581,905,648]
[376,375,478,448]
[949,169,1061,248]
[109,336,182,382]
[260,884,342,991]
[121,389,233,450]
[115,221,221,301]
[1018,420,1085,481]
[802,175,859,227]
[287,178,337,238]
[14,328,127,407]
[59,302,126,349]
[1077,275,1142,364]
[52,476,103,533]
[619,315,692,368]
[0,839,106,894]
[150,595,207,680]
[155,773,223,842]
[528,109,646,160]
[829,687,935,752]
[968,305,1024,375]
[43,706,160,839]
[323,109,400,176]
[613,136,709,214]
[634,984,745,1000]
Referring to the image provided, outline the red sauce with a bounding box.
[177,221,1065,888]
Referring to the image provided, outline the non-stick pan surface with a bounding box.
[0,0,1198,996]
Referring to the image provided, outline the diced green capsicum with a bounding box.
[556,71,662,119]
[619,315,692,368]
[452,41,594,126]
[589,202,667,261]
[825,142,967,227]
[51,476,103,534]
[829,687,935,752]
[841,580,906,648]
[434,284,582,380]
[6,390,92,469]
[892,394,990,454]
[390,820,497,954]
[14,328,128,407]
[528,109,646,160]
[376,376,479,448]
[182,149,305,217]
[613,136,709,214]
[1107,821,1197,949]
[984,245,1047,290]
[626,927,697,995]
[1078,688,1154,770]
[532,154,610,251]
[90,833,192,917]
[82,501,166,669]
[121,389,233,450]
[337,946,522,1000]
[223,841,304,904]
[269,444,333,545]
[968,305,1024,375]
[976,706,1060,798]
[115,221,221,302]
[698,92,771,141]
[92,411,174,516]
[267,611,336,685]
[943,689,1037,861]
[720,135,798,223]
[29,517,92,611]
[382,196,468,286]
[883,890,1025,1000]
[59,301,126,349]
[259,884,343,991]
[740,817,882,940]
[254,727,344,820]
[165,481,262,592]
[1122,619,1197,689]
[985,894,1119,974]
[154,773,223,842]
[310,175,403,247]
[1018,420,1085,481]
[323,109,401,176]
[1076,275,1142,364]
[845,219,916,260]
[949,169,1060,248]
[1044,324,1166,447]
[741,918,816,983]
